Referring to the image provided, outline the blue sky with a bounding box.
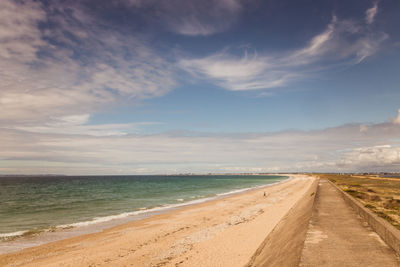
[1,0,400,174]
[86,0,400,133]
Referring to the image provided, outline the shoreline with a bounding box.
[0,174,314,266]
[0,175,291,254]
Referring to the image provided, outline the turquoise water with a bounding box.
[0,175,287,237]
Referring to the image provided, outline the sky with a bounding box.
[1,0,400,174]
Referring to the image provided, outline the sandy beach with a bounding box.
[0,175,316,266]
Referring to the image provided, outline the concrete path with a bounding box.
[300,179,400,267]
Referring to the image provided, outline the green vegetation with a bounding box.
[365,204,376,209]
[317,174,400,230]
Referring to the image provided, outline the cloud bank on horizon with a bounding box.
[2,111,400,174]
[1,0,400,174]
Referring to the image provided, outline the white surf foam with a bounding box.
[0,176,291,239]
[0,231,28,238]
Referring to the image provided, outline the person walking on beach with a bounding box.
[263,191,266,197]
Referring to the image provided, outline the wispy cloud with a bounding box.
[180,50,298,91]
[118,0,243,36]
[366,1,379,24]
[0,0,176,126]
[180,11,388,91]
[8,114,164,136]
[289,16,337,61]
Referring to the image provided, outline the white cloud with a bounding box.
[391,109,400,125]
[290,16,337,60]
[180,12,388,91]
[13,122,134,137]
[365,2,378,24]
[54,115,91,126]
[360,124,368,133]
[337,145,400,171]
[6,113,164,137]
[118,0,243,36]
[179,51,297,90]
[2,110,400,174]
[0,0,46,62]
[0,0,176,126]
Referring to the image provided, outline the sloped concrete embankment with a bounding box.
[246,177,319,267]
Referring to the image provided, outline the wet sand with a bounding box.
[0,175,315,267]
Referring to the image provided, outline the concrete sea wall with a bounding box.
[329,180,400,256]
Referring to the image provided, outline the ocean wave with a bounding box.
[0,230,28,238]
[0,177,290,240]
[216,179,285,196]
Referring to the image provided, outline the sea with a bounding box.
[0,175,287,240]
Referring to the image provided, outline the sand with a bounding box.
[0,175,315,267]
[247,176,318,266]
